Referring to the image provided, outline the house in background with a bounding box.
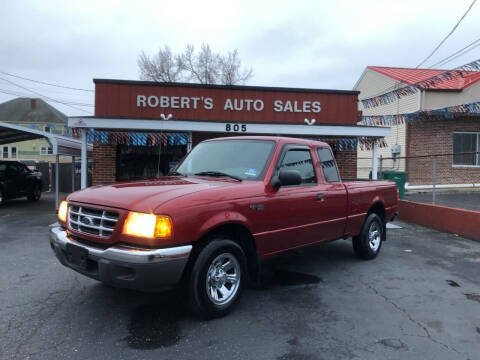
[354,66,480,187]
[0,97,70,162]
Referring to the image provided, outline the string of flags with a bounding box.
[361,58,480,109]
[315,137,388,152]
[77,130,189,146]
[360,101,480,126]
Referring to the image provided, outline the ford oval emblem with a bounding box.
[80,216,93,226]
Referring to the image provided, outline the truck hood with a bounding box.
[67,177,236,213]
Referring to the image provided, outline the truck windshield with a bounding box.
[175,139,275,181]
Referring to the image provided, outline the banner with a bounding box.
[360,101,480,126]
[361,59,480,109]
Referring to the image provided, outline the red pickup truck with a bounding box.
[50,136,397,317]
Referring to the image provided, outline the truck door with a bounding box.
[315,147,348,240]
[260,145,325,253]
[5,163,26,197]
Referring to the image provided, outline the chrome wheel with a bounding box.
[368,221,381,251]
[206,253,241,306]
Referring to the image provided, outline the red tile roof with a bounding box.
[367,66,480,90]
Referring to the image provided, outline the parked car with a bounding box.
[0,160,43,205]
[49,136,397,317]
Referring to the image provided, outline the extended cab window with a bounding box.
[278,148,316,184]
[317,148,340,182]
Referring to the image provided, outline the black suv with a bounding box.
[0,161,43,205]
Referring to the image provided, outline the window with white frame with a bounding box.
[11,146,17,158]
[2,146,8,159]
[453,132,479,166]
[40,147,53,155]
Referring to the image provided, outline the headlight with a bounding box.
[58,201,68,222]
[122,212,173,239]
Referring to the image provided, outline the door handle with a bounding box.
[316,193,324,200]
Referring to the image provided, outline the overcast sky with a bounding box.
[0,0,479,116]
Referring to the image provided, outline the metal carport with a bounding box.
[0,121,92,209]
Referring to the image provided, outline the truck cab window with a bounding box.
[279,149,316,184]
[318,148,340,182]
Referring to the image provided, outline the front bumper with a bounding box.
[49,223,192,292]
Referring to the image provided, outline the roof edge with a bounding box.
[93,78,360,95]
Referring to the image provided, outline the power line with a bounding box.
[0,76,92,114]
[361,1,479,101]
[428,37,480,68]
[416,0,477,68]
[0,87,94,107]
[0,70,94,92]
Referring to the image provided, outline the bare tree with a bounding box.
[219,49,254,85]
[137,46,185,82]
[138,43,253,85]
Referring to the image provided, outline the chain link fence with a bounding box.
[358,151,480,207]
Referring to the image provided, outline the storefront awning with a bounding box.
[69,117,390,138]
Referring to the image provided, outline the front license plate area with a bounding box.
[66,243,88,270]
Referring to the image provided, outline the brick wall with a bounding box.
[92,143,116,185]
[334,151,357,179]
[406,116,480,185]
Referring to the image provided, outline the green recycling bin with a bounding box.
[380,170,407,199]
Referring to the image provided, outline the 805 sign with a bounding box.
[225,124,247,132]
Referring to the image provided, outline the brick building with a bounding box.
[69,79,389,187]
[355,66,480,187]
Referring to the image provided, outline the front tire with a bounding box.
[27,184,41,202]
[187,239,246,318]
[352,213,384,260]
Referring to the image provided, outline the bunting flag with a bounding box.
[84,131,189,146]
[361,101,480,126]
[358,137,388,151]
[314,137,387,152]
[361,59,480,109]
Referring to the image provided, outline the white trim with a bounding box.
[68,117,390,138]
[406,183,480,190]
[353,68,368,91]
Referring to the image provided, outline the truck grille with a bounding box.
[68,205,119,238]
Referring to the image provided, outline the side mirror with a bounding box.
[270,170,302,188]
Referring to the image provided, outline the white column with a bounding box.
[71,156,75,192]
[55,154,59,210]
[372,141,378,180]
[187,132,192,152]
[81,129,87,189]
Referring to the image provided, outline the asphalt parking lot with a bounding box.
[1,193,480,360]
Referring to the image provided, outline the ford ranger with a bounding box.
[49,136,397,317]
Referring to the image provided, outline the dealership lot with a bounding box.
[1,194,479,360]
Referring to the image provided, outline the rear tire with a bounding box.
[27,184,41,202]
[352,213,384,260]
[187,238,246,319]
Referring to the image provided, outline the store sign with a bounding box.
[94,80,359,126]
[136,95,322,114]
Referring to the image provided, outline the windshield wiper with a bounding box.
[194,171,242,181]
[168,171,186,176]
